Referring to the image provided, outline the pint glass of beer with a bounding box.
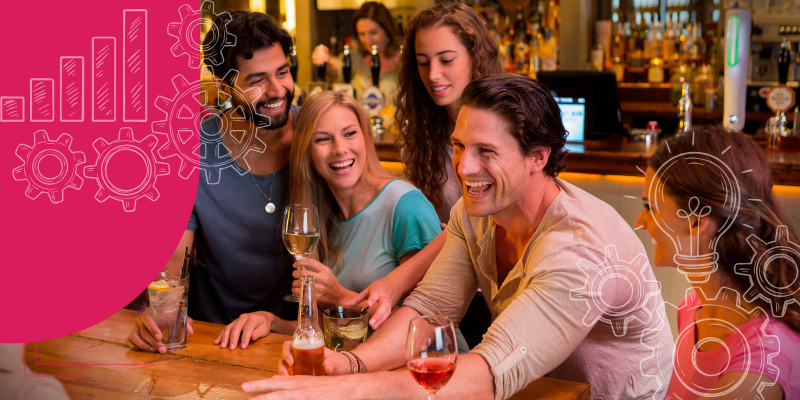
[292,275,325,376]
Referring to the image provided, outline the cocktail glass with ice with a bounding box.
[148,270,190,351]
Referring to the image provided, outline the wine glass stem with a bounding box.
[428,393,436,400]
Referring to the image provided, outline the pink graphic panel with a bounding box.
[60,57,84,122]
[123,10,147,122]
[1,96,24,122]
[30,79,54,122]
[92,37,116,122]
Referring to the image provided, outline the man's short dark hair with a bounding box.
[203,11,293,85]
[459,73,568,176]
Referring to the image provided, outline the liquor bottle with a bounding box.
[612,22,626,65]
[396,15,405,46]
[648,46,665,84]
[292,276,325,376]
[361,45,386,140]
[529,22,542,78]
[541,27,557,71]
[692,64,711,107]
[677,82,693,134]
[645,21,663,63]
[514,6,526,39]
[662,14,676,62]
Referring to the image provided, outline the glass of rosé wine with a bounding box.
[406,316,457,399]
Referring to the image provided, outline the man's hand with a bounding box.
[292,259,352,309]
[125,307,194,354]
[215,311,275,350]
[277,340,352,376]
[345,275,400,330]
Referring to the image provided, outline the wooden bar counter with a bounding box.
[26,310,590,400]
[376,136,800,187]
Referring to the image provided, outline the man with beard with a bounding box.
[126,11,300,354]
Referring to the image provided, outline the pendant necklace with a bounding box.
[235,133,282,214]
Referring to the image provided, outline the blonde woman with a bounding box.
[216,91,441,349]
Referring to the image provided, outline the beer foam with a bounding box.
[292,338,324,350]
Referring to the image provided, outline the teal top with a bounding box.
[333,180,440,293]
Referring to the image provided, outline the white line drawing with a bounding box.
[152,71,269,184]
[60,56,85,122]
[649,151,741,283]
[735,225,800,318]
[639,309,675,399]
[84,127,170,212]
[12,130,85,203]
[123,9,147,122]
[645,288,781,399]
[168,1,236,68]
[92,37,116,122]
[569,245,662,336]
[1,96,25,122]
[30,79,54,122]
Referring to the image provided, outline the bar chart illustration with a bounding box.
[0,10,148,124]
[124,9,148,122]
[60,57,85,122]
[30,79,54,122]
[1,96,24,122]
[92,37,116,122]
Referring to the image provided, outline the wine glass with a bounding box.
[406,316,458,399]
[282,205,321,302]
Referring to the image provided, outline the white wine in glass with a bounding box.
[406,316,458,399]
[282,205,320,302]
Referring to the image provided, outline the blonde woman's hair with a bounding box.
[290,91,396,271]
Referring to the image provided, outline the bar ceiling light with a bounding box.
[283,0,296,33]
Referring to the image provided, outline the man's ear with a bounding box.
[212,76,232,102]
[527,146,552,175]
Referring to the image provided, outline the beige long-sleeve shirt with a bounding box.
[403,178,674,400]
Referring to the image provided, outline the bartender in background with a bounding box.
[312,2,401,108]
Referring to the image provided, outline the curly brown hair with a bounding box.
[395,2,502,214]
[649,126,800,334]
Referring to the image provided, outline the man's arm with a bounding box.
[346,231,447,328]
[244,353,495,400]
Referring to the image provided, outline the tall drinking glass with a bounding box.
[148,270,190,351]
[282,205,320,302]
[406,316,458,399]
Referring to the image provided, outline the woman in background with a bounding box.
[312,2,401,106]
[396,2,502,222]
[636,126,800,399]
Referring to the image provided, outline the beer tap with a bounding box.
[368,45,385,140]
[770,38,793,138]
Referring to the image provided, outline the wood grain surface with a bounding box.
[26,310,590,400]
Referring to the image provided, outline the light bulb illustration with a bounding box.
[648,152,741,283]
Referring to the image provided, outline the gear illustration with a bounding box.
[570,245,662,337]
[84,127,170,212]
[168,0,236,68]
[12,130,85,204]
[735,226,800,318]
[646,288,781,399]
[152,71,268,185]
[639,309,675,399]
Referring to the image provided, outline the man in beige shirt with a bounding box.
[242,74,674,400]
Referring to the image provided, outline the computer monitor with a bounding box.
[536,71,624,140]
[553,95,588,142]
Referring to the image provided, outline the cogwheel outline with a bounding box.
[569,245,662,337]
[645,288,781,399]
[12,130,85,204]
[735,225,800,318]
[152,71,268,185]
[84,127,170,212]
[168,0,236,68]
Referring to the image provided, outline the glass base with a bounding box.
[163,343,187,352]
[284,293,300,302]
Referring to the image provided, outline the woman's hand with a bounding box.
[292,259,353,309]
[125,307,194,354]
[311,45,330,66]
[278,340,352,376]
[214,311,275,350]
[344,275,401,330]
